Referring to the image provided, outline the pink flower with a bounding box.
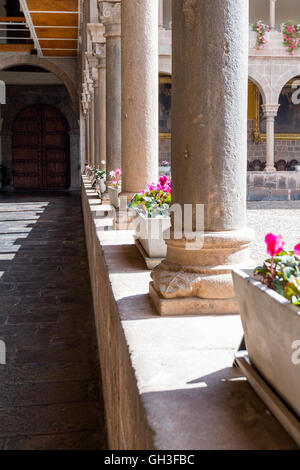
[294,243,300,256]
[101,160,106,166]
[115,168,122,176]
[159,175,168,187]
[110,170,116,178]
[265,233,285,257]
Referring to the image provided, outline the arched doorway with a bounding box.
[12,105,70,190]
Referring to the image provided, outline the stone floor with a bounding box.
[0,191,299,451]
[0,191,107,450]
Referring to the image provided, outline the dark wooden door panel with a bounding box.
[12,104,70,190]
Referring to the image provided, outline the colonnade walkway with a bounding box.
[0,192,107,450]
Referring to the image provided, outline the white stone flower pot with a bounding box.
[99,178,106,193]
[232,269,300,419]
[136,213,171,258]
[94,180,101,193]
[294,165,300,173]
[108,186,121,208]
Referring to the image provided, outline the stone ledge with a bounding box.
[81,177,298,450]
[247,171,300,201]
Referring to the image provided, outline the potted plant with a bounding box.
[233,233,300,420]
[128,175,171,259]
[108,168,121,208]
[85,164,94,179]
[91,162,107,194]
[159,160,171,177]
[252,19,269,50]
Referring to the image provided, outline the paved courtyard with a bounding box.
[0,192,107,450]
[248,201,300,264]
[0,193,299,450]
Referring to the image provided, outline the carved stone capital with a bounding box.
[87,22,105,45]
[94,42,106,67]
[99,1,121,37]
[261,104,280,119]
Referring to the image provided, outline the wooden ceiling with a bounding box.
[21,0,79,57]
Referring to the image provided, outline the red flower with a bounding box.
[265,233,285,257]
[294,243,300,256]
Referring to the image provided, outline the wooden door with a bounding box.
[12,104,70,189]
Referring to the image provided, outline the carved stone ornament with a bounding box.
[98,1,121,25]
[87,23,105,45]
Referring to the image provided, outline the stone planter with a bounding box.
[99,178,106,193]
[136,212,171,258]
[294,165,300,173]
[232,269,300,420]
[108,186,121,208]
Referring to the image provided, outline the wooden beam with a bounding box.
[39,39,77,49]
[35,27,77,39]
[42,49,77,57]
[27,0,78,12]
[0,44,33,51]
[31,13,78,27]
[0,17,26,22]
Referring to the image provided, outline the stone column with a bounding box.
[121,0,158,197]
[99,0,121,177]
[80,106,87,171]
[87,52,101,167]
[159,0,164,29]
[88,23,107,167]
[262,104,279,173]
[150,0,254,316]
[270,0,277,30]
[69,130,81,189]
[96,44,107,167]
[88,84,95,167]
[86,58,99,168]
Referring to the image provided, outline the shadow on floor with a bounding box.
[0,191,107,450]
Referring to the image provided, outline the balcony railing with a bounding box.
[0,17,33,52]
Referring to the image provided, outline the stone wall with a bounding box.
[248,120,300,170]
[248,171,300,201]
[159,138,171,165]
[81,180,154,450]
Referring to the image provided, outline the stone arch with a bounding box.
[2,92,80,190]
[2,93,78,134]
[273,69,300,103]
[0,54,77,111]
[248,73,268,104]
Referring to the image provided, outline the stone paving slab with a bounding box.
[0,192,107,450]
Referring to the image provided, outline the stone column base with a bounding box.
[149,228,255,316]
[264,166,277,173]
[149,282,238,316]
